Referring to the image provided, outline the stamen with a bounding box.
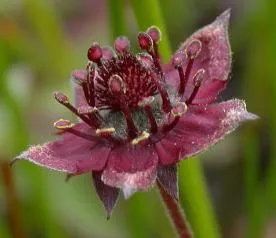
[186,69,205,104]
[162,102,188,133]
[138,32,153,52]
[136,53,154,69]
[87,42,103,66]
[108,74,126,94]
[72,70,87,85]
[53,119,75,129]
[77,105,97,115]
[102,47,115,60]
[171,102,188,117]
[53,92,95,127]
[131,131,150,145]
[138,96,158,133]
[151,73,172,113]
[172,51,187,95]
[96,127,115,136]
[114,36,130,54]
[86,62,96,106]
[147,26,161,44]
[185,39,202,59]
[53,118,96,141]
[121,106,139,139]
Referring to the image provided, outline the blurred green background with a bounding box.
[0,0,275,237]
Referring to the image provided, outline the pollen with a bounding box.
[131,131,150,145]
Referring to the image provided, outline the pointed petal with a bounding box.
[92,171,120,218]
[157,165,179,201]
[101,144,158,194]
[155,139,182,165]
[167,10,231,104]
[16,123,108,174]
[158,99,258,165]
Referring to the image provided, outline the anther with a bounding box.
[138,96,154,107]
[108,74,126,94]
[185,39,202,59]
[121,106,139,139]
[131,131,150,145]
[102,47,115,60]
[151,73,172,113]
[53,92,95,127]
[87,42,103,64]
[186,69,205,104]
[72,70,87,85]
[146,26,161,44]
[171,102,188,117]
[77,106,97,115]
[172,51,188,95]
[96,127,115,136]
[136,53,154,69]
[54,92,69,105]
[172,51,187,68]
[54,119,75,130]
[193,69,205,87]
[138,32,153,52]
[114,36,130,54]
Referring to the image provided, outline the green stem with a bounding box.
[130,1,219,237]
[130,0,171,61]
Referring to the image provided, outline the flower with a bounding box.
[15,10,257,217]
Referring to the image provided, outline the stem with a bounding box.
[157,182,192,238]
[1,162,25,238]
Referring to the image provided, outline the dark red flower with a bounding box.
[16,10,257,217]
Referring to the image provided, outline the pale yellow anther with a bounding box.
[77,106,98,115]
[96,127,115,136]
[131,131,150,145]
[138,96,155,107]
[53,119,75,129]
[171,102,188,117]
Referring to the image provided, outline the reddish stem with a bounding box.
[157,181,193,238]
[1,162,25,238]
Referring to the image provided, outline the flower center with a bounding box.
[95,53,157,109]
[54,27,204,145]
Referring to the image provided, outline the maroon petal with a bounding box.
[158,99,258,165]
[17,123,108,174]
[101,144,158,198]
[167,10,231,104]
[92,171,120,218]
[157,165,179,201]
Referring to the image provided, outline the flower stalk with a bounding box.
[157,181,192,238]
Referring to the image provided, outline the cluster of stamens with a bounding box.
[54,27,205,146]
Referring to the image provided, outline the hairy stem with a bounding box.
[157,182,192,238]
